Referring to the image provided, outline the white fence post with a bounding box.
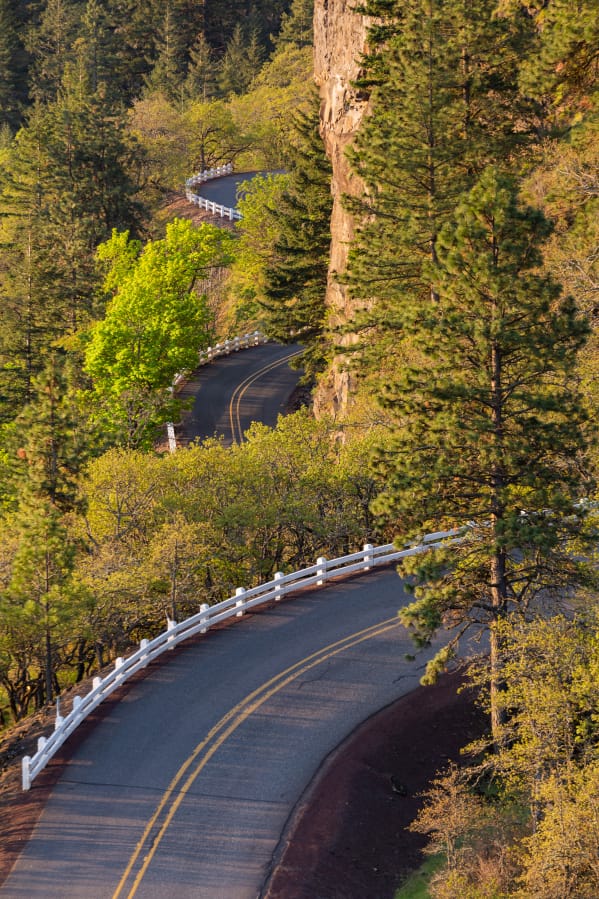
[274,571,284,601]
[199,603,210,634]
[167,422,177,453]
[140,638,149,667]
[167,619,177,649]
[115,657,124,677]
[363,543,374,571]
[235,587,246,616]
[22,756,31,791]
[54,699,64,731]
[316,557,327,586]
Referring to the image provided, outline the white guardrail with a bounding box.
[185,162,242,221]
[22,527,466,790]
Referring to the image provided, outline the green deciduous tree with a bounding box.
[85,220,234,445]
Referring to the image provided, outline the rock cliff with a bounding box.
[313,0,371,416]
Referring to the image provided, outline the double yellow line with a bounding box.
[228,349,304,443]
[112,616,399,898]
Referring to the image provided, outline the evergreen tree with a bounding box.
[371,169,593,736]
[76,0,119,95]
[345,0,538,374]
[260,100,332,374]
[183,31,217,101]
[0,0,25,130]
[25,0,80,103]
[0,72,144,418]
[109,0,163,103]
[144,2,185,101]
[503,0,599,103]
[218,24,264,96]
[276,0,314,49]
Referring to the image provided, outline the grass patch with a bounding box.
[394,854,444,898]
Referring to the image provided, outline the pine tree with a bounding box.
[345,0,538,375]
[144,2,185,101]
[25,0,80,103]
[371,169,593,737]
[0,0,25,130]
[183,31,217,101]
[260,100,332,374]
[218,24,264,96]
[0,73,144,418]
[76,0,119,95]
[276,0,314,49]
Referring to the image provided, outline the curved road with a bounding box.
[2,347,431,898]
[194,171,284,212]
[177,343,303,446]
[1,569,442,898]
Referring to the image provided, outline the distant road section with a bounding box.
[176,342,303,446]
[195,170,284,212]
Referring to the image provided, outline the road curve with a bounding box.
[193,171,284,211]
[177,343,303,446]
[1,569,444,899]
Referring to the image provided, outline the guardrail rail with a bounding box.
[22,526,466,790]
[185,162,242,221]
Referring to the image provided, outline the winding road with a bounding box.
[193,171,284,213]
[1,570,441,899]
[176,342,303,446]
[0,343,436,898]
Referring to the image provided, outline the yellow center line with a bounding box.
[228,349,304,443]
[112,616,399,899]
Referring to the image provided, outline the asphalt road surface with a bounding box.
[177,343,304,446]
[194,171,284,211]
[1,568,445,899]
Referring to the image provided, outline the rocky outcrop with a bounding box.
[313,0,371,416]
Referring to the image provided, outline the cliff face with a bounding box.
[313,0,370,416]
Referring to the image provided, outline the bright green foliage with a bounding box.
[370,170,593,727]
[85,220,234,444]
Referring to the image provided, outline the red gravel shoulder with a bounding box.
[262,669,485,899]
